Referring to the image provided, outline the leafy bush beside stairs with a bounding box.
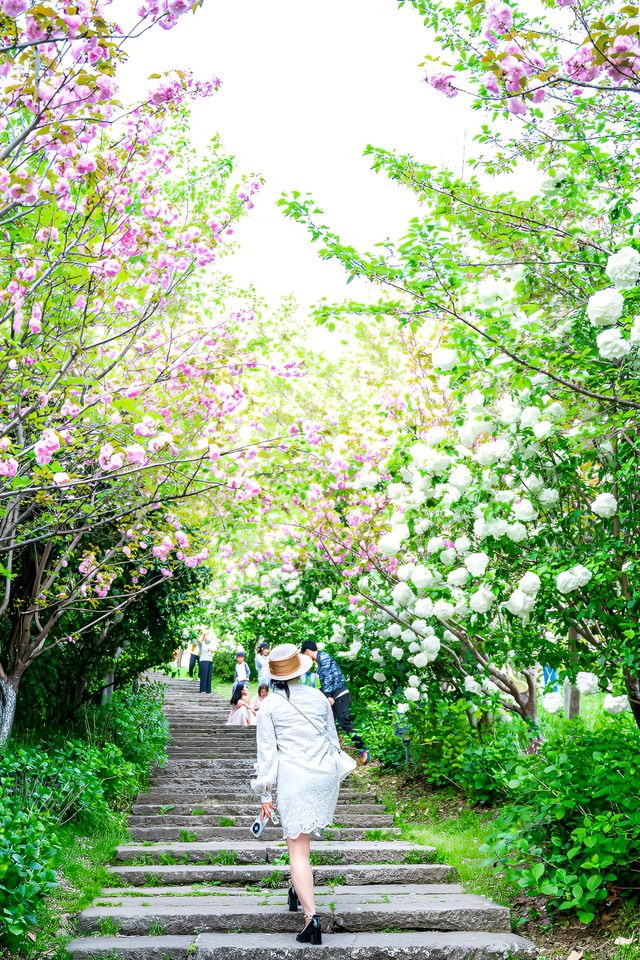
[0,681,168,950]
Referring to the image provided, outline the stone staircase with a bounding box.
[67,676,537,960]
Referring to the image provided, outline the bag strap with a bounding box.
[275,689,341,754]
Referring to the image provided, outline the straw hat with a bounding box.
[268,643,313,681]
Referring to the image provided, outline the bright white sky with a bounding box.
[118,0,478,313]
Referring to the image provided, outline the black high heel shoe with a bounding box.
[296,914,322,944]
[288,886,300,912]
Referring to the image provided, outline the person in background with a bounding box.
[188,638,200,679]
[199,634,214,694]
[255,642,271,685]
[300,641,369,765]
[226,684,255,726]
[250,683,270,719]
[234,650,251,689]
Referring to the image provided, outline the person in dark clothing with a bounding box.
[300,641,370,765]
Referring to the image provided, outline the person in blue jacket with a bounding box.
[300,641,369,765]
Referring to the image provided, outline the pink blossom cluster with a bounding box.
[425,71,458,98]
[483,0,513,43]
[483,44,546,114]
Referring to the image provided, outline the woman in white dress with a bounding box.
[253,643,341,945]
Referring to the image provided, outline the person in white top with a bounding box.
[249,683,269,724]
[254,642,271,685]
[234,650,251,688]
[198,634,214,694]
[253,643,341,945]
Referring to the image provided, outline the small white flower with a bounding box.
[433,599,455,621]
[518,572,541,597]
[464,552,490,577]
[576,672,599,695]
[397,702,410,714]
[539,488,560,507]
[391,645,404,660]
[556,564,592,594]
[542,691,564,715]
[464,675,482,695]
[591,492,617,518]
[432,347,458,371]
[412,652,429,668]
[449,464,473,491]
[504,588,536,619]
[387,623,402,639]
[447,567,469,588]
[532,420,553,440]
[603,693,630,714]
[371,648,384,663]
[597,328,631,361]
[412,566,436,591]
[414,597,434,618]
[520,406,541,428]
[392,582,415,607]
[410,618,428,636]
[506,522,527,543]
[373,671,387,683]
[469,585,497,613]
[587,287,624,326]
[454,536,471,553]
[630,318,640,346]
[426,536,445,555]
[512,498,538,522]
[439,547,457,566]
[404,686,421,702]
[475,437,511,466]
[378,523,409,556]
[407,674,420,688]
[605,246,640,289]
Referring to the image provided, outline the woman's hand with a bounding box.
[261,801,274,822]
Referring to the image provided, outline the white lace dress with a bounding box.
[252,682,341,839]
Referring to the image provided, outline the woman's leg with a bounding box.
[287,834,315,917]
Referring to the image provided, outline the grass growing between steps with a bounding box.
[25,817,129,960]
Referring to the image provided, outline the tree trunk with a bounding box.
[564,679,580,720]
[0,674,19,744]
[623,669,640,729]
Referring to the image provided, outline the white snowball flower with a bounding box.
[464,675,483,695]
[605,246,640,289]
[432,347,458,371]
[412,652,429,668]
[410,619,428,636]
[475,437,511,466]
[433,599,455,621]
[458,419,491,447]
[545,401,564,420]
[373,672,387,683]
[396,563,415,582]
[603,693,630,714]
[412,566,436,591]
[469,585,497,613]
[518,572,541,597]
[414,597,434,618]
[454,536,471,553]
[597,328,631,361]
[542,691,564,715]
[404,686,421,702]
[587,287,624,326]
[520,406,541,428]
[378,523,409,556]
[591,492,617,518]
[556,564,592,594]
[532,420,553,440]
[495,395,520,425]
[421,636,441,660]
[397,702,410,714]
[464,552,490,577]
[447,567,469,588]
[506,522,527,543]
[371,648,384,663]
[392,582,415,607]
[440,548,457,566]
[401,628,417,644]
[387,623,402,639]
[576,672,599,695]
[512,499,538,522]
[391,645,404,660]
[449,463,473,491]
[426,536,445,555]
[631,318,640,346]
[504,588,536,619]
[539,488,560,507]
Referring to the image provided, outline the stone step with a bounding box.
[67,930,537,960]
[107,862,455,887]
[76,889,511,935]
[127,825,400,842]
[115,841,436,865]
[132,803,386,816]
[135,790,378,805]
[95,883,464,901]
[128,814,394,828]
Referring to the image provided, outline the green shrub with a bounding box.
[211,647,236,684]
[457,724,524,805]
[0,800,59,948]
[95,682,168,773]
[484,715,640,923]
